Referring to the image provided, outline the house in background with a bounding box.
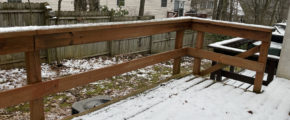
[0,0,192,19]
[0,0,75,11]
[100,0,192,19]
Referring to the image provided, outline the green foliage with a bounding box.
[100,5,129,17]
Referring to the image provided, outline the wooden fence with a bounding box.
[0,17,273,120]
[0,2,196,68]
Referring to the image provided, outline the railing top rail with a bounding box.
[0,17,274,38]
[0,17,192,38]
[191,17,274,33]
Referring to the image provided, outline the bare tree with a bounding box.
[88,0,100,11]
[139,0,145,16]
[74,0,87,11]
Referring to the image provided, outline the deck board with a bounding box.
[72,71,290,120]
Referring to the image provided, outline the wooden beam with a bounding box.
[0,36,34,55]
[173,30,185,75]
[200,46,260,76]
[191,22,272,42]
[0,48,187,108]
[35,22,191,49]
[254,41,270,93]
[25,51,44,120]
[193,31,204,75]
[187,48,264,72]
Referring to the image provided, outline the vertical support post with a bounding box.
[193,31,205,75]
[173,30,185,75]
[253,41,270,93]
[25,51,44,120]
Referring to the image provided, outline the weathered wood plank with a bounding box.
[193,31,204,75]
[200,46,260,76]
[0,48,187,108]
[0,36,34,55]
[173,30,184,75]
[25,51,44,120]
[35,22,191,49]
[187,48,264,72]
[191,22,272,42]
[254,41,271,93]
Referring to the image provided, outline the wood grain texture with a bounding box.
[193,31,204,75]
[0,48,187,108]
[187,48,264,72]
[35,22,191,49]
[254,41,271,93]
[200,46,260,76]
[0,36,34,55]
[25,51,44,120]
[173,30,185,75]
[191,22,272,42]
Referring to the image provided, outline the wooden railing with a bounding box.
[0,18,273,120]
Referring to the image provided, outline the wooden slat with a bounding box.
[187,48,264,72]
[191,22,272,42]
[193,31,204,75]
[191,19,274,33]
[254,41,271,93]
[200,46,260,76]
[0,48,187,108]
[25,51,44,120]
[35,22,191,49]
[0,36,34,55]
[173,30,185,75]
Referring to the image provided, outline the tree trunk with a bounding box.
[88,0,100,11]
[221,0,229,20]
[74,0,87,11]
[269,0,280,25]
[229,0,234,21]
[216,0,224,20]
[212,0,218,19]
[139,0,145,16]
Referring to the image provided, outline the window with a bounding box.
[161,0,167,7]
[207,1,214,9]
[8,0,21,3]
[117,0,125,6]
[200,2,207,9]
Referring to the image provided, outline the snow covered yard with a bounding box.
[71,71,290,120]
[0,54,211,120]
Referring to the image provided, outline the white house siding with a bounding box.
[277,9,290,80]
[0,0,74,11]
[0,0,191,18]
[100,0,192,19]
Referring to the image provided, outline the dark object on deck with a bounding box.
[208,23,285,85]
[72,96,111,115]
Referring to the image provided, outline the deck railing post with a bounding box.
[193,31,205,75]
[173,30,185,75]
[253,41,270,93]
[25,51,45,120]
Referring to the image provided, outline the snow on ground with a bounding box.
[73,72,290,120]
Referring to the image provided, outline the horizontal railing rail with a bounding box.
[0,17,273,120]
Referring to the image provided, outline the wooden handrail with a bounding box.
[0,17,273,120]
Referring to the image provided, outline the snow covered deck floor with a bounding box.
[72,70,290,120]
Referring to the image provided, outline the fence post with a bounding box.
[193,31,205,75]
[25,50,44,120]
[173,30,185,75]
[253,41,270,93]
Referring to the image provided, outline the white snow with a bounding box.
[209,37,280,59]
[72,73,290,120]
[253,41,282,49]
[0,17,273,34]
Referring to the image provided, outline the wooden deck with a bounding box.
[71,70,290,120]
